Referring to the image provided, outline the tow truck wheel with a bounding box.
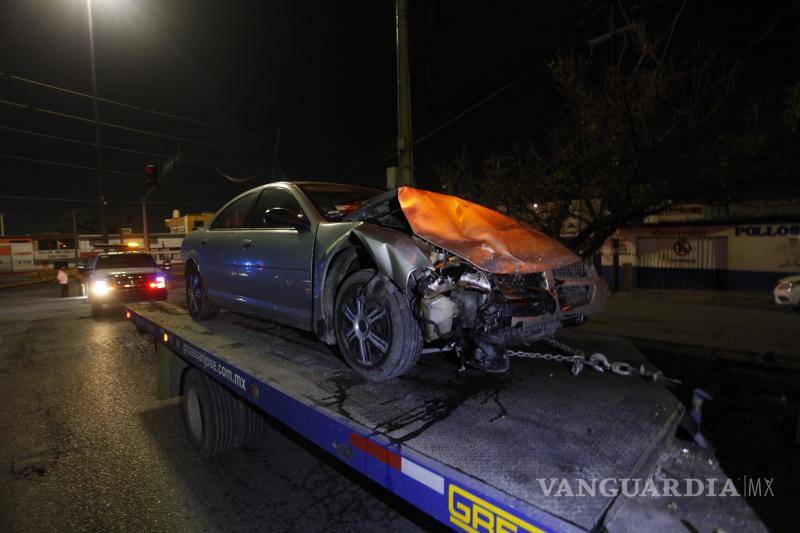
[186,267,219,321]
[182,369,263,458]
[334,269,422,381]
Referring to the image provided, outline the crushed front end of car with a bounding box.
[346,186,605,372]
[411,247,604,371]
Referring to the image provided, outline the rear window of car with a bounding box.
[95,254,156,269]
[298,183,382,220]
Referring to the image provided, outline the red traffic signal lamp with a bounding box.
[145,164,160,189]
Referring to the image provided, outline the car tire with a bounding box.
[181,369,264,458]
[186,266,219,321]
[334,268,422,381]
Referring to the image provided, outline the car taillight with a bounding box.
[149,276,166,289]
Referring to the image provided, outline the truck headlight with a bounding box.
[92,279,112,296]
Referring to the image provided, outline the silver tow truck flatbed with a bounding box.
[126,300,765,532]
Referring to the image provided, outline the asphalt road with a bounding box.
[0,282,430,532]
[582,290,799,359]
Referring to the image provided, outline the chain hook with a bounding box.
[587,353,610,372]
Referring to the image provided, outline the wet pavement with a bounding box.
[0,283,429,532]
[581,290,800,359]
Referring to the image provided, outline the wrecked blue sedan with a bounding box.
[181,181,604,380]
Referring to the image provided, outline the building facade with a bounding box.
[0,233,184,272]
[599,221,800,291]
[164,211,215,234]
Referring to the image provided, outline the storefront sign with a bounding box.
[735,224,800,237]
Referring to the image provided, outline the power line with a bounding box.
[0,194,221,206]
[0,152,247,190]
[0,125,256,173]
[337,3,605,179]
[0,97,266,157]
[339,57,554,179]
[0,152,139,177]
[0,70,267,139]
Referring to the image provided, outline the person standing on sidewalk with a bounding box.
[57,267,69,297]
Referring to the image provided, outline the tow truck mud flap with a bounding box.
[125,301,763,532]
[155,342,189,400]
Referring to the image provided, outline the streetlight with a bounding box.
[85,0,108,242]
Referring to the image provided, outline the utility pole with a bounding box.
[142,163,160,252]
[141,153,177,251]
[71,210,80,264]
[86,0,107,242]
[142,201,150,251]
[394,0,414,186]
[270,128,281,180]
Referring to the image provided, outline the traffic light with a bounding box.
[145,164,160,189]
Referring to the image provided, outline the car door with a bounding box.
[234,186,315,328]
[200,190,259,307]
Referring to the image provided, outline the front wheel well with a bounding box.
[317,240,377,343]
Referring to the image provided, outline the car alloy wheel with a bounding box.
[186,266,219,321]
[187,271,203,314]
[337,285,392,368]
[334,268,422,380]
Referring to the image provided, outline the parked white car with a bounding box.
[773,274,800,310]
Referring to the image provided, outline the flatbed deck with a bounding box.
[126,300,764,532]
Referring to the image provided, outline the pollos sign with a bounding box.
[734,224,800,237]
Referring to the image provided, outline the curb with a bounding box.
[0,278,55,290]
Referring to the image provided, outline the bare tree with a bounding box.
[434,6,792,258]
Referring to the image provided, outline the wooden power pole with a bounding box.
[71,210,80,264]
[395,0,414,186]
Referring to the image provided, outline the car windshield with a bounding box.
[298,183,382,220]
[95,254,156,269]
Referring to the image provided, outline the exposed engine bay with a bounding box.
[410,243,604,371]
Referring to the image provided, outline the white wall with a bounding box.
[601,222,800,273]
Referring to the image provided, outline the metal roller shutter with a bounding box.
[636,236,728,290]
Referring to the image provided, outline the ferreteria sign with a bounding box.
[735,224,800,237]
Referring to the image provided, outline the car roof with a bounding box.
[94,253,155,262]
[269,180,381,191]
[98,251,153,256]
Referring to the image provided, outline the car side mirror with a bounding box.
[264,208,310,230]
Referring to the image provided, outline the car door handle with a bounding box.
[241,239,253,249]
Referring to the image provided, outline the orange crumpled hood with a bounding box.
[397,187,579,274]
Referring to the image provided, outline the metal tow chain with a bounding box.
[506,337,680,385]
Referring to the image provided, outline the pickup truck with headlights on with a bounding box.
[83,251,167,316]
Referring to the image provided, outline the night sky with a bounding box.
[1,0,797,234]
